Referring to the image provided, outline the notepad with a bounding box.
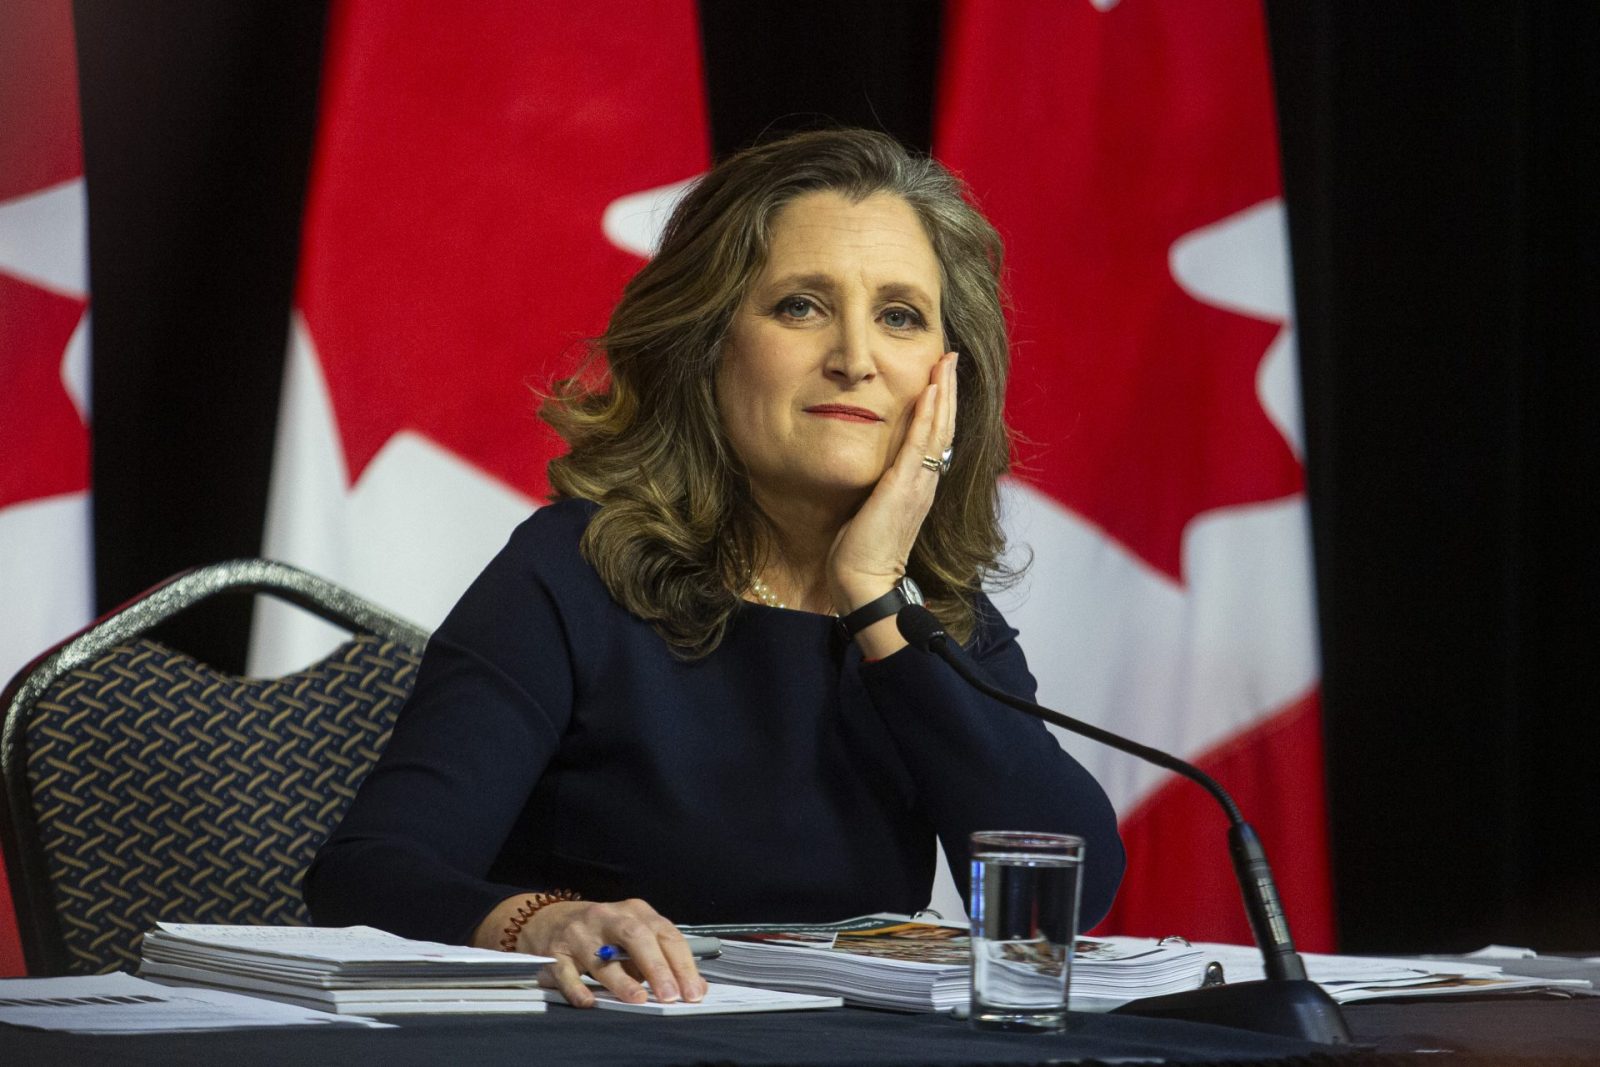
[534,981,842,1015]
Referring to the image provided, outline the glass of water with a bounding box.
[968,831,1084,1031]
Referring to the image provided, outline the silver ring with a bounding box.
[939,445,954,474]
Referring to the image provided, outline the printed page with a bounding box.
[152,923,553,966]
[535,982,842,1015]
[0,972,391,1033]
[1189,942,1597,1003]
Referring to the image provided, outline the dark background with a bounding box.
[69,1,1598,953]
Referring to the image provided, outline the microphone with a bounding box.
[897,605,1350,1044]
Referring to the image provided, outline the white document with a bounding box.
[150,923,554,970]
[0,972,391,1033]
[144,921,556,991]
[142,962,548,1015]
[535,981,843,1015]
[1190,942,1596,1003]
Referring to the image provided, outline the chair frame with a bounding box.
[0,559,429,975]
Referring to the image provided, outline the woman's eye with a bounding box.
[882,307,923,330]
[776,296,816,319]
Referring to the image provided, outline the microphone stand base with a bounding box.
[1110,979,1352,1045]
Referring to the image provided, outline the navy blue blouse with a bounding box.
[304,499,1124,943]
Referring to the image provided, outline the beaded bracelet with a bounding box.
[498,889,581,952]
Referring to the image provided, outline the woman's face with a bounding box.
[717,190,947,510]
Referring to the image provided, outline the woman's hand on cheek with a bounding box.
[827,350,958,621]
[523,898,707,1008]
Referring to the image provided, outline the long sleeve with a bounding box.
[303,520,580,943]
[856,597,1125,928]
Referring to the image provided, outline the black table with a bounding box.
[1345,998,1600,1061]
[2,1004,1343,1066]
[7,997,1600,1067]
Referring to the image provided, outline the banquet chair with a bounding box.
[0,560,429,976]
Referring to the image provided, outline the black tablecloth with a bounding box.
[8,997,1600,1065]
[0,1004,1353,1067]
[1344,997,1600,1060]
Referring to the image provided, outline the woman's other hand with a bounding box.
[477,895,706,1007]
[828,350,957,658]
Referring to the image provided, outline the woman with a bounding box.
[305,129,1124,1008]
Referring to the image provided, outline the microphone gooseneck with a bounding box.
[896,604,1348,1044]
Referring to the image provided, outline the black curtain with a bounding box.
[70,0,1598,952]
[74,1,325,666]
[1267,3,1600,952]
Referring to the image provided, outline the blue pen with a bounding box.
[594,936,722,963]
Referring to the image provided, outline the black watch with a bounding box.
[836,576,924,641]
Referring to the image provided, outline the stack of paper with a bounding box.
[683,915,1210,1012]
[140,923,553,1015]
[1070,938,1223,1010]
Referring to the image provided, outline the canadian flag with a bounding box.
[250,1,711,671]
[932,0,1335,949]
[0,0,92,975]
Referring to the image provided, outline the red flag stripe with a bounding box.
[935,0,1332,945]
[1094,690,1336,952]
[296,0,710,500]
[0,0,89,977]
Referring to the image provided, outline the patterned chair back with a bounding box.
[0,561,429,975]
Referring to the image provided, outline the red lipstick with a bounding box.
[804,404,883,423]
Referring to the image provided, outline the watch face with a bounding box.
[896,576,925,606]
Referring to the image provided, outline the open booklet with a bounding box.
[680,914,1210,1012]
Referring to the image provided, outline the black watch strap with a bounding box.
[836,576,924,641]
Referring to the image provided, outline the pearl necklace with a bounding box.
[748,572,786,610]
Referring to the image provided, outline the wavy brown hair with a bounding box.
[543,128,1018,657]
